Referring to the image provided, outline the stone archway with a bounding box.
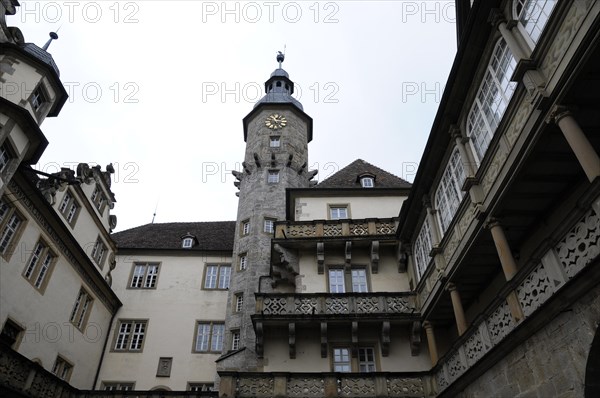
[585,324,600,397]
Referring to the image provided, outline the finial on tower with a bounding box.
[42,32,59,51]
[276,51,285,69]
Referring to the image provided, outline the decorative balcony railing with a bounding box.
[435,203,600,393]
[255,292,417,318]
[275,218,398,240]
[218,371,429,398]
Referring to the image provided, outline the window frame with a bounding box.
[91,237,108,268]
[331,345,379,372]
[234,293,244,312]
[0,318,25,349]
[193,321,225,353]
[203,264,231,290]
[0,142,15,174]
[329,205,349,220]
[269,136,281,148]
[182,237,194,248]
[241,219,250,236]
[239,253,248,271]
[0,198,26,261]
[434,147,466,235]
[22,238,57,293]
[188,382,215,392]
[360,177,374,188]
[58,190,81,226]
[91,186,108,215]
[231,330,241,350]
[327,266,370,293]
[69,287,94,331]
[263,218,275,234]
[513,0,556,49]
[102,382,135,391]
[52,355,73,381]
[30,85,49,116]
[413,219,433,281]
[129,262,161,289]
[466,38,517,166]
[112,319,148,352]
[267,170,280,184]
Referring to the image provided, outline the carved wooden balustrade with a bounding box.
[218,371,430,398]
[255,292,417,320]
[275,218,398,240]
[434,201,600,394]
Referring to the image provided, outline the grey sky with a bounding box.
[10,1,457,231]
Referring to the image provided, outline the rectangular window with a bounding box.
[239,254,248,271]
[204,264,231,289]
[330,206,348,220]
[333,347,351,372]
[69,288,94,330]
[231,330,241,350]
[0,198,23,256]
[52,356,73,381]
[188,383,215,392]
[360,177,374,188]
[414,220,433,280]
[22,239,56,292]
[235,294,244,312]
[91,186,107,215]
[0,318,24,349]
[264,218,275,234]
[102,382,135,391]
[269,136,281,148]
[0,143,12,173]
[351,269,368,293]
[358,347,376,372]
[31,87,47,113]
[267,170,280,183]
[328,269,345,293]
[114,320,147,352]
[91,237,107,268]
[194,321,224,352]
[130,262,160,289]
[241,220,250,236]
[58,191,80,225]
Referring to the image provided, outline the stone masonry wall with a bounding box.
[456,281,600,398]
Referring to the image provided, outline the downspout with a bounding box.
[92,308,118,389]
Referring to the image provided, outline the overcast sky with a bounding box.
[9,1,457,232]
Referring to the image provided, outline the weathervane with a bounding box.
[277,45,286,68]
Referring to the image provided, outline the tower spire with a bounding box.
[277,50,285,69]
[42,32,58,51]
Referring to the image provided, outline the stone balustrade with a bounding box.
[218,371,428,398]
[434,203,600,393]
[275,218,398,239]
[255,292,417,318]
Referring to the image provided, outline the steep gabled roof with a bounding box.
[111,221,236,251]
[315,159,412,189]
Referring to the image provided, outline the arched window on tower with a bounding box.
[413,219,433,281]
[466,38,517,166]
[435,147,466,235]
[513,0,556,48]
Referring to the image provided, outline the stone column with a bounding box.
[423,321,439,366]
[486,218,524,321]
[447,283,468,336]
[489,9,527,60]
[486,219,518,280]
[549,107,600,182]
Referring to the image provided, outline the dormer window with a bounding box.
[360,176,374,188]
[181,234,196,249]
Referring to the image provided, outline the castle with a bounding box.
[1,1,600,397]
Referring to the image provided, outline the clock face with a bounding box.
[265,114,287,130]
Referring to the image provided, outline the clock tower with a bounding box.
[218,53,315,373]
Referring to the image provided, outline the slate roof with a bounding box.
[21,43,60,77]
[111,221,236,251]
[316,159,412,189]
